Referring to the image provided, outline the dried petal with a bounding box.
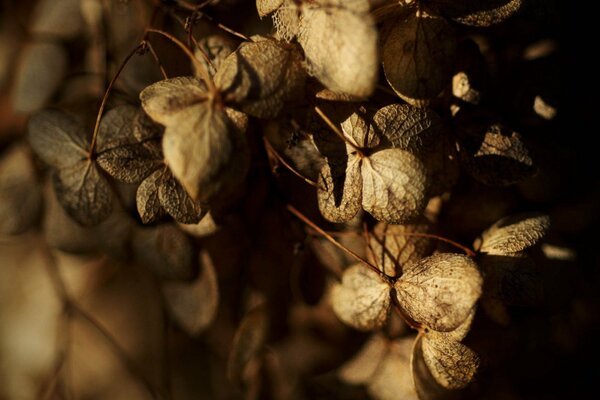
[227,306,269,384]
[273,0,300,41]
[158,172,206,224]
[96,143,162,184]
[298,0,378,97]
[28,109,88,169]
[429,0,523,27]
[53,160,112,226]
[395,253,482,331]
[368,337,419,400]
[140,76,207,126]
[162,250,219,335]
[317,155,362,223]
[133,224,195,280]
[0,145,42,235]
[257,0,285,17]
[370,220,435,277]
[420,333,480,389]
[215,38,306,119]
[382,14,457,106]
[477,213,550,255]
[195,34,237,78]
[331,264,391,331]
[361,149,427,224]
[136,169,166,224]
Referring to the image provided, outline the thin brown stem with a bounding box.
[88,42,145,157]
[146,28,216,95]
[388,232,476,257]
[216,22,251,41]
[263,137,324,190]
[313,106,362,154]
[146,41,169,79]
[286,205,393,283]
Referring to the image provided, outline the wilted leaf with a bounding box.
[28,109,88,169]
[477,213,550,255]
[419,332,480,389]
[133,224,195,280]
[53,159,112,226]
[459,122,535,186]
[97,142,162,184]
[163,250,219,336]
[158,171,206,224]
[0,145,42,235]
[338,334,388,385]
[428,0,523,27]
[298,0,378,97]
[331,264,391,331]
[140,76,207,125]
[12,41,68,113]
[369,220,435,277]
[317,156,362,223]
[361,149,427,224]
[395,253,482,331]
[368,337,419,400]
[227,306,269,385]
[215,38,306,119]
[136,169,167,224]
[382,14,457,106]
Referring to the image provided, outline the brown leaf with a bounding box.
[133,109,164,143]
[215,38,306,119]
[96,105,139,151]
[28,109,88,169]
[395,253,482,331]
[361,149,427,224]
[133,224,195,280]
[12,41,68,113]
[330,264,392,331]
[195,34,237,78]
[136,169,167,224]
[158,171,206,224]
[162,250,219,336]
[0,145,42,235]
[317,155,363,223]
[140,76,207,126]
[477,213,550,255]
[96,142,162,184]
[53,159,113,226]
[382,14,457,106]
[227,306,269,385]
[369,220,435,277]
[298,0,378,97]
[419,332,480,389]
[428,0,523,27]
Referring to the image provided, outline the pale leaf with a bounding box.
[257,0,285,17]
[361,149,427,224]
[140,76,207,126]
[163,250,219,335]
[330,264,391,331]
[395,253,482,331]
[298,0,378,97]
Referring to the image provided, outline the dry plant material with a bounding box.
[426,0,523,27]
[162,250,219,335]
[28,110,113,226]
[0,145,42,235]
